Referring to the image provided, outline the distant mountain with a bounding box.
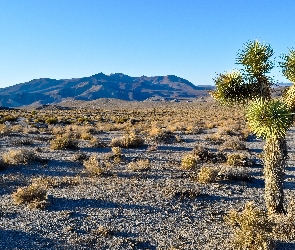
[0,73,214,107]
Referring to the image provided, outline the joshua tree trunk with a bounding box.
[263,138,287,214]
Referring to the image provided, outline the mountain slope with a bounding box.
[0,73,212,107]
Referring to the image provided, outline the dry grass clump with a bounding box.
[12,184,49,209]
[227,153,249,167]
[181,153,198,170]
[148,127,179,144]
[128,159,150,172]
[0,124,11,136]
[2,149,37,165]
[197,166,219,183]
[88,137,106,148]
[110,131,144,148]
[83,154,105,176]
[50,134,78,150]
[225,202,275,250]
[219,137,246,151]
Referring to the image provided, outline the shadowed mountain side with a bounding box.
[0,73,213,107]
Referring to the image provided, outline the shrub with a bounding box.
[3,149,37,165]
[50,134,78,150]
[89,137,105,148]
[128,159,150,172]
[197,166,219,183]
[181,154,198,170]
[45,117,58,125]
[224,202,275,249]
[227,153,249,167]
[148,128,178,144]
[12,184,49,209]
[193,145,227,163]
[83,154,104,176]
[110,131,144,148]
[219,138,246,151]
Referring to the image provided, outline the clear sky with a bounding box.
[1,0,295,88]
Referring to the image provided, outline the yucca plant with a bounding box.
[212,40,295,214]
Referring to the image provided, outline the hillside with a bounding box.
[0,73,213,107]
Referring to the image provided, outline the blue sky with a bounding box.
[1,0,295,88]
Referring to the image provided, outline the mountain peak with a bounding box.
[0,73,212,107]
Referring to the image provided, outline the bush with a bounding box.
[12,184,49,209]
[128,159,150,172]
[110,131,144,148]
[50,134,78,150]
[225,202,275,249]
[219,138,246,150]
[193,145,227,163]
[83,154,104,176]
[198,166,219,183]
[45,117,58,125]
[227,153,249,167]
[181,154,198,170]
[3,149,37,165]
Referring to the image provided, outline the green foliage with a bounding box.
[212,70,251,104]
[237,40,274,76]
[246,98,293,139]
[282,84,295,110]
[280,48,295,82]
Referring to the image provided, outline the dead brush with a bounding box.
[12,184,49,209]
[83,154,105,176]
[197,166,219,183]
[110,131,144,148]
[128,159,150,172]
[50,134,78,150]
[2,149,37,165]
[88,137,106,148]
[224,202,275,250]
[227,153,250,167]
[0,124,11,136]
[219,137,246,151]
[148,127,178,144]
[181,153,198,170]
[193,145,227,164]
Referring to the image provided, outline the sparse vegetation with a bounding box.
[50,134,78,150]
[83,154,105,176]
[12,184,49,209]
[0,97,294,248]
[225,202,275,249]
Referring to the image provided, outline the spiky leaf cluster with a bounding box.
[212,70,251,104]
[237,40,274,77]
[280,49,295,82]
[246,98,293,139]
[282,84,295,110]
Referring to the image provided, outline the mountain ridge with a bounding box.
[0,73,214,107]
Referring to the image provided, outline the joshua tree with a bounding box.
[212,40,295,214]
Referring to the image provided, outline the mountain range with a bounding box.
[0,73,213,107]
